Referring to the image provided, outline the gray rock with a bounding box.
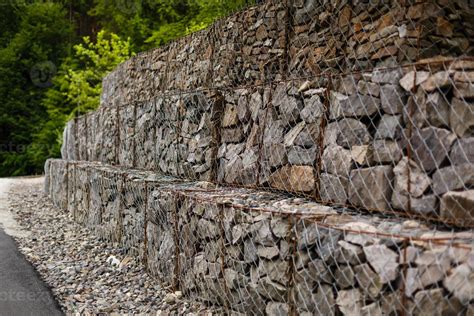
[319,173,348,204]
[380,84,405,114]
[432,163,474,195]
[263,144,288,168]
[335,265,355,289]
[354,263,383,299]
[221,127,245,143]
[330,93,380,119]
[348,166,394,211]
[363,244,399,283]
[370,140,402,164]
[301,95,324,123]
[450,138,474,164]
[322,145,352,177]
[450,97,474,137]
[425,92,450,127]
[440,190,474,226]
[443,264,474,304]
[420,71,451,92]
[412,289,463,316]
[256,278,286,301]
[409,127,456,172]
[375,114,402,139]
[325,119,371,149]
[287,146,316,165]
[399,70,430,92]
[391,193,438,214]
[372,69,403,84]
[249,91,262,122]
[273,85,302,125]
[264,119,284,145]
[257,246,279,259]
[336,289,362,316]
[392,158,431,198]
[284,121,306,146]
[294,123,320,147]
[335,240,364,265]
[265,302,289,316]
[357,80,380,97]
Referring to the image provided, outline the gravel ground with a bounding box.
[7,179,217,315]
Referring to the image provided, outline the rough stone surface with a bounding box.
[440,190,474,226]
[348,166,394,211]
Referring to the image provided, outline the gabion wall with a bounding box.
[48,0,474,314]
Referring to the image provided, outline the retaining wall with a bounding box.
[45,159,474,315]
[47,0,474,314]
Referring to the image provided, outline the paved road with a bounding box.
[0,178,63,316]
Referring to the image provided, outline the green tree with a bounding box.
[29,30,134,169]
[0,2,73,176]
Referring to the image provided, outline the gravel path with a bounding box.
[7,177,216,315]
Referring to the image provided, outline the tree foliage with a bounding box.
[0,0,254,176]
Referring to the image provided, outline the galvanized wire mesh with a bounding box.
[47,0,474,314]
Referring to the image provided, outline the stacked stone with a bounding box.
[289,0,474,75]
[60,120,76,160]
[262,81,327,194]
[217,87,270,186]
[45,159,474,315]
[98,106,118,165]
[133,48,168,102]
[166,30,213,91]
[156,95,180,175]
[86,111,102,162]
[118,105,136,167]
[212,0,286,88]
[135,100,157,170]
[76,115,88,161]
[176,91,222,181]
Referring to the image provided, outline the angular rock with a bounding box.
[412,289,463,316]
[363,244,398,283]
[391,193,438,214]
[322,145,352,177]
[432,163,474,195]
[450,98,474,137]
[268,165,315,192]
[319,173,348,204]
[221,127,245,143]
[301,95,324,123]
[450,138,474,165]
[375,114,402,140]
[420,71,451,92]
[265,302,289,316]
[336,289,362,316]
[399,71,430,92]
[287,146,316,165]
[370,140,402,164]
[222,104,239,127]
[392,158,431,198]
[357,80,380,97]
[443,264,474,304]
[409,127,456,172]
[380,84,405,114]
[330,93,380,119]
[263,144,288,168]
[425,92,450,128]
[335,265,355,289]
[348,166,394,211]
[335,240,363,265]
[354,263,383,299]
[325,119,371,149]
[440,190,474,226]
